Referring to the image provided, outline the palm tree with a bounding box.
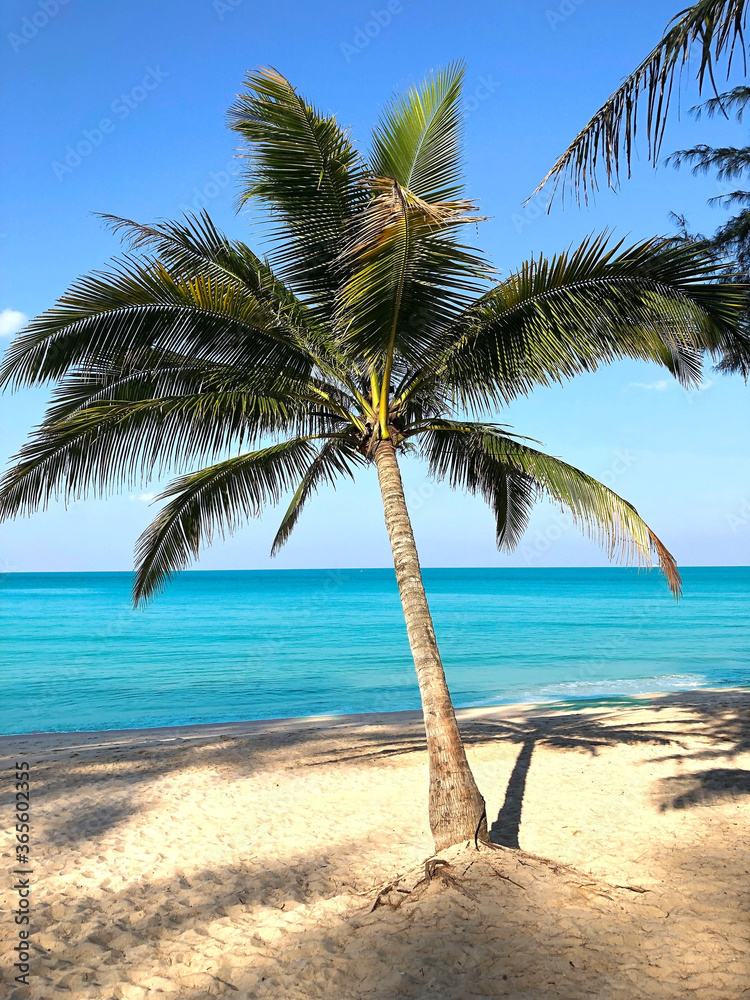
[534,0,748,203]
[0,65,746,850]
[667,86,750,376]
[533,0,750,377]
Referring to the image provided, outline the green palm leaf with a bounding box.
[0,254,312,391]
[370,61,466,203]
[98,211,313,334]
[437,234,746,411]
[133,437,320,603]
[271,436,364,555]
[228,67,367,314]
[419,421,682,596]
[336,62,492,435]
[0,371,325,517]
[336,180,490,368]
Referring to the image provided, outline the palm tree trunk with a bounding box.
[373,439,488,851]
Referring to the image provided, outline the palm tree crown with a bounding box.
[0,64,745,603]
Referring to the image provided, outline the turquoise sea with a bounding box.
[0,567,747,735]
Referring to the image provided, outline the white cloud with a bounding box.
[0,308,27,337]
[626,380,670,392]
[129,493,156,502]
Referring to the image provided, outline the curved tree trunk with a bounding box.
[374,440,488,851]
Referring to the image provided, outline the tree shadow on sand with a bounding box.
[490,737,534,847]
[481,690,750,844]
[657,767,750,810]
[2,689,748,848]
[473,709,677,848]
[3,690,750,997]
[295,689,750,848]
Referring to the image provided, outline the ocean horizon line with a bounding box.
[3,564,748,574]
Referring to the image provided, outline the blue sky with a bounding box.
[1,0,748,573]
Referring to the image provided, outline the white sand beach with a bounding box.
[1,689,749,999]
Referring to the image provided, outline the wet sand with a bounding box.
[1,689,749,999]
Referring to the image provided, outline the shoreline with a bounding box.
[2,685,747,749]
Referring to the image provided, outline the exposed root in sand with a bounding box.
[366,842,649,913]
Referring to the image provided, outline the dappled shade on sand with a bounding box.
[1,689,748,999]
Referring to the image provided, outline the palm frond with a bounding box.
[0,362,336,517]
[336,178,490,367]
[228,67,367,314]
[333,63,493,425]
[370,61,466,203]
[418,421,682,596]
[0,254,313,391]
[534,0,748,202]
[133,437,319,604]
[270,436,364,555]
[98,211,314,335]
[437,234,746,411]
